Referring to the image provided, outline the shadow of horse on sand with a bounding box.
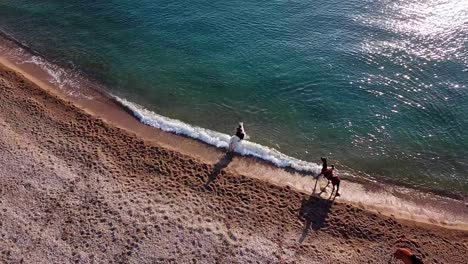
[205,152,234,186]
[297,195,334,243]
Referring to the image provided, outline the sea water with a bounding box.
[0,0,467,196]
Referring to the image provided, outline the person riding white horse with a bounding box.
[228,122,246,152]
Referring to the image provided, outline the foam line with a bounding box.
[113,96,322,175]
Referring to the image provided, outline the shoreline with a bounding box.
[0,34,467,230]
[1,30,467,202]
[0,42,467,263]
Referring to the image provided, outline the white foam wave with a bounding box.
[113,96,322,175]
[20,56,76,90]
[6,46,94,100]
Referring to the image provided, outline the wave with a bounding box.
[113,96,323,175]
[21,56,78,90]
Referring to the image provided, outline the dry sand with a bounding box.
[0,62,467,264]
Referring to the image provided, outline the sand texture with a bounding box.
[0,64,467,263]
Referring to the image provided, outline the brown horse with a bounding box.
[322,164,341,197]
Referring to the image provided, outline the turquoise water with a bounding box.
[1,0,467,196]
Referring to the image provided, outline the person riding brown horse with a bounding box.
[318,158,341,197]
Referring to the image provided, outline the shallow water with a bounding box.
[0,0,467,195]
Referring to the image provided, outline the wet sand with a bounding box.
[0,60,467,263]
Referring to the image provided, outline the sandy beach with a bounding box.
[0,58,467,264]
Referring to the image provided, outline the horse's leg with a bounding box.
[228,138,234,152]
[323,180,330,192]
[335,181,341,197]
[312,177,319,194]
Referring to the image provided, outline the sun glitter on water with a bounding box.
[357,0,468,63]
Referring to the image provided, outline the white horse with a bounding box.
[228,122,246,152]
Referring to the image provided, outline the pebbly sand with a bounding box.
[0,59,467,264]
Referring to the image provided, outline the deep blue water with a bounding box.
[1,0,467,195]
